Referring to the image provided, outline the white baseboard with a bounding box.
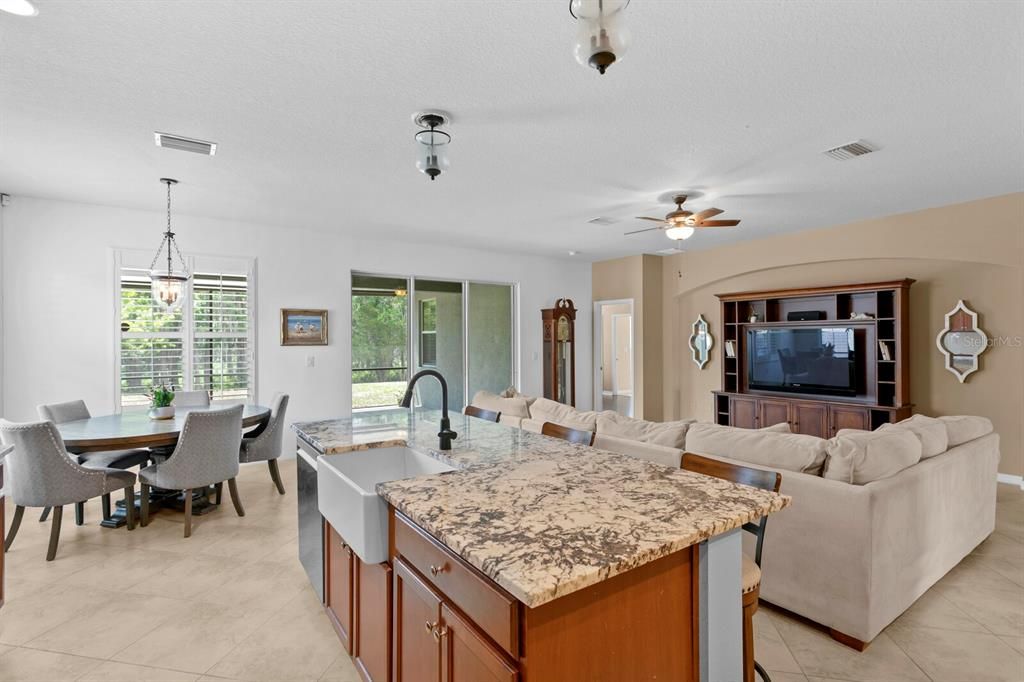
[997,473,1024,490]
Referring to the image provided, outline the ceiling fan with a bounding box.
[625,194,740,241]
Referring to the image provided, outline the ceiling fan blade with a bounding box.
[623,226,665,235]
[696,220,740,227]
[635,216,668,222]
[690,208,724,222]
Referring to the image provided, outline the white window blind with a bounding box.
[118,265,254,409]
[192,273,252,402]
[119,270,186,407]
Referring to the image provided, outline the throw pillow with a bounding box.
[823,428,922,484]
[684,422,828,475]
[938,415,994,448]
[879,414,948,459]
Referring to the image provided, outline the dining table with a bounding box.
[55,404,271,528]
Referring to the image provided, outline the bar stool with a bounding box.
[681,452,782,682]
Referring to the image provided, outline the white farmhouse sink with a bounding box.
[317,447,454,564]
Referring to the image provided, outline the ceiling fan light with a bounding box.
[570,0,630,74]
[665,226,695,241]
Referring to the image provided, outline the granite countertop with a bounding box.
[293,409,790,608]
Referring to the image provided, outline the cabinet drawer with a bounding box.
[394,512,519,657]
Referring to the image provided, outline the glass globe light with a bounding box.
[150,272,189,311]
[415,126,451,181]
[665,225,696,241]
[571,0,630,74]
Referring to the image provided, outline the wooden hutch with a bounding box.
[713,280,914,437]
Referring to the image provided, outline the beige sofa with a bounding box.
[466,391,1000,648]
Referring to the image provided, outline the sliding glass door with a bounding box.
[351,274,409,409]
[352,273,516,412]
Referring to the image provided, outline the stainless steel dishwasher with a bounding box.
[296,436,324,602]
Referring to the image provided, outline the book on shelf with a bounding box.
[878,340,892,361]
[724,340,736,358]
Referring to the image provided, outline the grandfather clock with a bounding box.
[542,298,577,406]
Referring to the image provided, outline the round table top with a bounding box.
[57,404,271,453]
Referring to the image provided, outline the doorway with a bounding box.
[593,299,635,417]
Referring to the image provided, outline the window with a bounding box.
[118,262,254,409]
[419,298,438,367]
[351,274,410,409]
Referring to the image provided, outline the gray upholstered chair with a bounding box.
[0,420,137,561]
[172,390,211,408]
[37,400,149,525]
[238,393,289,495]
[139,404,244,537]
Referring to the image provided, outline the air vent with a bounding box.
[587,216,618,226]
[154,132,218,156]
[823,140,876,161]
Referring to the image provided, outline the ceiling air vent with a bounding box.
[823,140,876,161]
[154,132,218,156]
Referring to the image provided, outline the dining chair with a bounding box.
[172,390,211,408]
[464,405,501,423]
[139,404,244,537]
[37,400,149,525]
[681,452,782,682]
[540,422,595,446]
[0,420,137,561]
[236,393,290,495]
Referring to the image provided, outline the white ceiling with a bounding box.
[1,0,1021,261]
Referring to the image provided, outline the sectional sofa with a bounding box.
[467,390,1000,648]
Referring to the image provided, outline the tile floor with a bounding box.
[0,462,1021,681]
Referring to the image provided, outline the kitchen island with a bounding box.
[294,409,789,682]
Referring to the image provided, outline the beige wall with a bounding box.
[660,193,1024,476]
[593,255,665,419]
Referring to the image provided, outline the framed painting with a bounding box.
[281,309,328,346]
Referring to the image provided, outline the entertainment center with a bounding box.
[713,280,914,437]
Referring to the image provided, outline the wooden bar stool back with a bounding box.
[540,422,595,447]
[681,452,781,682]
[464,405,501,423]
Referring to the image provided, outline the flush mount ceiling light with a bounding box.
[570,0,630,75]
[413,112,451,181]
[0,0,37,16]
[148,179,191,311]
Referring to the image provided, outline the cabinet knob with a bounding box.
[429,563,447,576]
[432,624,449,642]
[424,620,437,634]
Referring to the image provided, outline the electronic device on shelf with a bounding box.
[787,310,827,321]
[746,326,862,397]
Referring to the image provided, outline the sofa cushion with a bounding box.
[528,398,599,432]
[823,428,922,485]
[469,390,531,420]
[592,433,682,469]
[596,412,694,449]
[879,414,948,459]
[684,423,828,475]
[938,415,994,448]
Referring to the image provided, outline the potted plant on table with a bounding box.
[149,385,175,420]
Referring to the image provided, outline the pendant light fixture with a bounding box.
[413,111,451,181]
[148,178,190,311]
[570,0,630,75]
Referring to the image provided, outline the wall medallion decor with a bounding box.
[281,309,328,346]
[688,314,714,369]
[935,300,988,383]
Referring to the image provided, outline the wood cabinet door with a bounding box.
[730,396,759,429]
[791,402,829,438]
[830,405,870,435]
[355,559,392,682]
[440,604,518,682]
[394,559,442,682]
[324,525,353,654]
[758,399,790,429]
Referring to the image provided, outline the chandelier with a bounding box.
[148,178,190,311]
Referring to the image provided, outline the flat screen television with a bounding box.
[747,326,859,397]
